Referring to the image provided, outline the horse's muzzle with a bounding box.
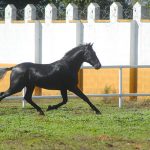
[94,63,101,69]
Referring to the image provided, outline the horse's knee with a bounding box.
[24,93,32,101]
[24,95,28,100]
[23,86,34,101]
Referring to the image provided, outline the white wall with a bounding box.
[0,23,36,63]
[83,22,131,66]
[138,23,150,65]
[42,22,81,64]
[0,21,150,66]
[1,2,150,66]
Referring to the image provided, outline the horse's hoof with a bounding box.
[39,111,45,115]
[47,105,52,111]
[47,105,57,111]
[96,111,101,115]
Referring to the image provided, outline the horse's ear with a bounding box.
[85,43,93,46]
[88,43,93,47]
[85,43,93,51]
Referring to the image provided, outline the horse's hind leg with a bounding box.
[0,83,25,101]
[47,89,68,111]
[0,85,24,101]
[0,89,18,101]
[0,71,25,101]
[0,90,12,101]
[24,86,44,115]
[0,84,24,101]
[0,92,4,96]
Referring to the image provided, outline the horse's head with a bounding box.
[83,43,101,69]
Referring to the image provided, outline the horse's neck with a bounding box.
[65,51,84,73]
[70,58,83,72]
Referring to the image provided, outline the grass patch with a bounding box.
[0,98,150,150]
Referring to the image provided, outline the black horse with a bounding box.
[0,43,101,115]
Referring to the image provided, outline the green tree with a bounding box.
[0,0,135,19]
[126,0,150,6]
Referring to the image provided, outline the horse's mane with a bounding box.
[63,44,89,58]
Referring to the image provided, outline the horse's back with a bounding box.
[13,62,34,71]
[9,61,78,90]
[12,62,50,73]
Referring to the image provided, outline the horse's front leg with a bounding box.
[70,87,101,114]
[47,89,68,111]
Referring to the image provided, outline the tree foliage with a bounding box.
[0,0,130,9]
[0,0,135,19]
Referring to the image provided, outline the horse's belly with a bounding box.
[34,74,77,90]
[35,78,68,90]
[37,84,62,90]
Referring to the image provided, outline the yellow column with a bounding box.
[129,68,138,100]
[34,87,42,96]
[78,69,83,91]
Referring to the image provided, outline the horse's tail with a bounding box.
[0,67,13,80]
